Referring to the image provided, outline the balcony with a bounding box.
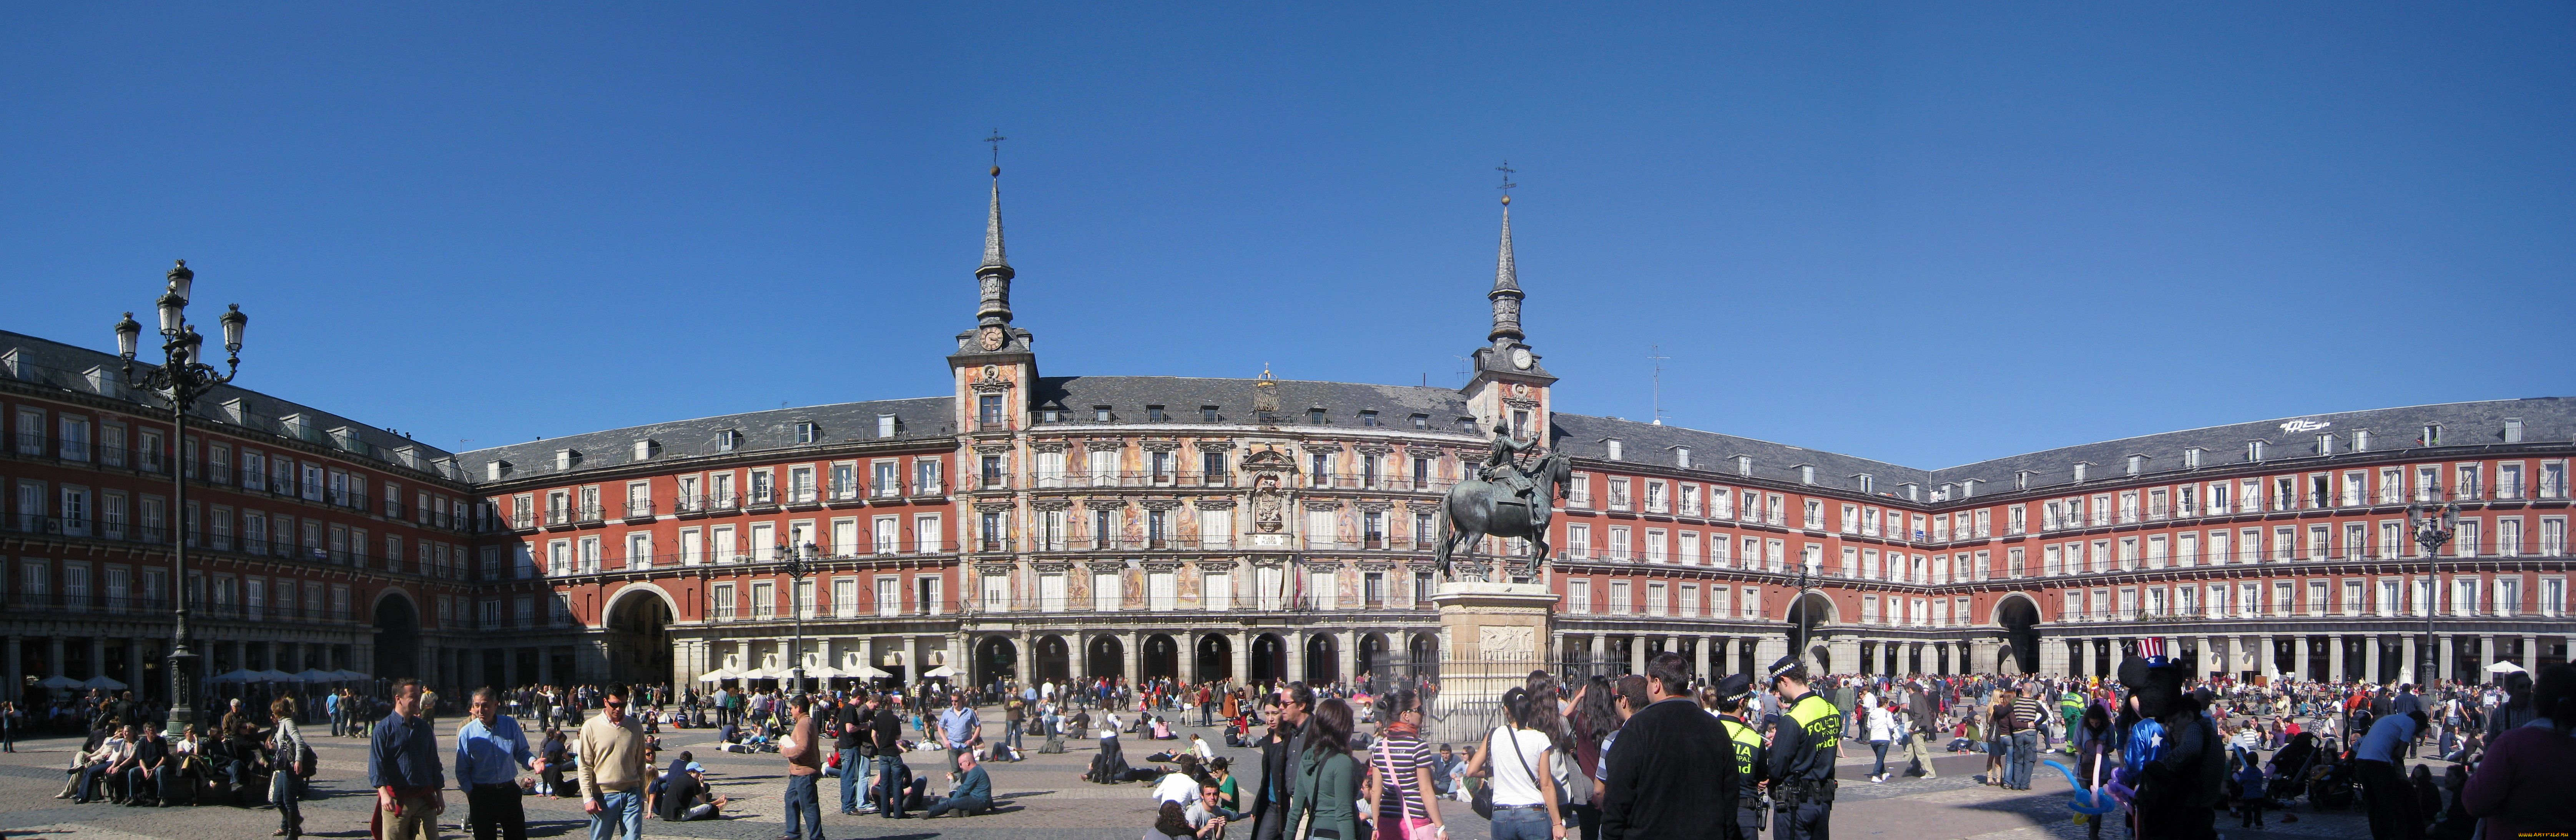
[623,501,657,521]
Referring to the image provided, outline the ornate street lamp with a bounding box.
[777,540,819,694]
[114,260,248,733]
[2406,501,2460,689]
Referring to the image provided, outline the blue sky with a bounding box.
[4,4,2570,469]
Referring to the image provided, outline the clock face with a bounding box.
[980,327,1006,351]
[1510,347,1533,369]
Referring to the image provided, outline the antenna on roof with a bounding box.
[1648,344,1669,426]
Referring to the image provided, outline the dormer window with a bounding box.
[2421,425,2441,446]
[1456,417,1476,432]
[1856,474,1875,494]
[2247,441,2265,462]
[556,449,580,471]
[1095,406,1114,422]
[1734,455,1752,477]
[1411,414,1429,430]
[1308,408,1326,426]
[878,414,898,437]
[2126,455,2143,476]
[796,422,820,444]
[2073,463,2089,482]
[1675,447,1692,469]
[2184,448,2203,469]
[1799,465,1815,485]
[2013,471,2031,491]
[1146,405,1166,422]
[1606,439,1624,461]
[716,431,742,452]
[2316,434,2333,455]
[2504,419,2524,444]
[634,439,658,460]
[1039,409,1062,423]
[2352,430,2370,452]
[1203,406,1221,422]
[1359,410,1378,427]
[486,460,510,481]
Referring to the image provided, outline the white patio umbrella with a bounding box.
[696,669,740,683]
[922,665,959,679]
[2485,661,2527,675]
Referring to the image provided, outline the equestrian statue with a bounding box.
[1436,422,1572,581]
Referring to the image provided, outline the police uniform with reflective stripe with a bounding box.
[1723,715,1768,840]
[1768,692,1841,840]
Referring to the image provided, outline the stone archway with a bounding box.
[1034,635,1071,683]
[1141,634,1180,680]
[371,590,421,680]
[1356,633,1390,688]
[1784,592,1836,664]
[974,636,1020,690]
[1196,634,1234,682]
[1304,634,1340,685]
[1251,634,1287,683]
[1087,635,1126,679]
[1994,595,2043,675]
[602,585,675,687]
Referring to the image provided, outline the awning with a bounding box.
[922,665,958,679]
[210,669,262,683]
[256,669,300,683]
[696,669,741,683]
[856,666,893,680]
[2486,661,2527,675]
[331,669,372,681]
[295,668,337,683]
[38,675,84,689]
[82,675,129,690]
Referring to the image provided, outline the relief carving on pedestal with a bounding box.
[1477,625,1536,660]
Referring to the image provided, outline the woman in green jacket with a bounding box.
[1290,697,1362,840]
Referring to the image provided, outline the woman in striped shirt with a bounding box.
[1366,688,1444,840]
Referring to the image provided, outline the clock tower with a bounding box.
[949,164,1037,435]
[1462,193,1555,445]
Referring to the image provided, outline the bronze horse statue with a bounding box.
[1436,449,1572,581]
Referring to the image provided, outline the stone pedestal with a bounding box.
[1432,582,1556,662]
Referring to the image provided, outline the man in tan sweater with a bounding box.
[780,695,824,840]
[578,684,649,840]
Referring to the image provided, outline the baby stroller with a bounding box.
[2303,740,2357,811]
[2264,733,2322,806]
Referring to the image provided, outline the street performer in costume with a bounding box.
[1765,656,1839,840]
[2114,641,2224,840]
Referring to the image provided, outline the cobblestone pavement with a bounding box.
[0,714,2382,840]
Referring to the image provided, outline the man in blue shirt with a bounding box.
[923,750,992,818]
[2354,710,2426,840]
[455,687,534,840]
[369,679,445,840]
[938,693,981,775]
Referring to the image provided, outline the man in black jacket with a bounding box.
[1602,653,1739,840]
[1250,682,1311,840]
[871,697,909,818]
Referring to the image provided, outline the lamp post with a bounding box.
[2406,501,2460,689]
[777,540,818,695]
[113,260,249,734]
[1789,565,1820,668]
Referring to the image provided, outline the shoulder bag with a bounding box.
[1470,727,1502,820]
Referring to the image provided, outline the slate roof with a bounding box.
[1548,413,1932,489]
[0,329,463,481]
[1927,397,2576,496]
[455,396,957,485]
[1030,375,1478,427]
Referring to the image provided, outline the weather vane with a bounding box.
[986,129,1007,171]
[1496,161,1517,203]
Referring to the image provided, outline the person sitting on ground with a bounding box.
[1152,715,1177,740]
[653,761,728,821]
[1189,732,1215,763]
[1150,755,1206,804]
[923,751,994,818]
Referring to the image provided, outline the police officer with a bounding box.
[1713,674,1770,840]
[1765,656,1840,840]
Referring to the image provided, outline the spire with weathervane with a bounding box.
[1463,161,1553,442]
[951,131,1036,434]
[1488,185,1523,347]
[977,146,1014,328]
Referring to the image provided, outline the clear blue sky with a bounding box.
[5,4,2570,469]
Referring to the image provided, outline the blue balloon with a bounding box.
[2041,760,2120,815]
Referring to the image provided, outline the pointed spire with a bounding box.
[976,165,1015,326]
[980,166,1010,273]
[1487,193,1524,345]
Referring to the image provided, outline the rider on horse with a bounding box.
[1480,421,1538,505]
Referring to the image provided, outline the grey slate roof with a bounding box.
[455,396,957,485]
[0,329,462,481]
[1030,375,1477,427]
[1927,397,2576,495]
[1548,413,1932,489]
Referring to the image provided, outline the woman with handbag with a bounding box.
[1288,698,1362,840]
[1366,689,1444,840]
[267,697,307,838]
[1460,687,1566,840]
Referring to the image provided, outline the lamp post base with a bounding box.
[165,648,201,733]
